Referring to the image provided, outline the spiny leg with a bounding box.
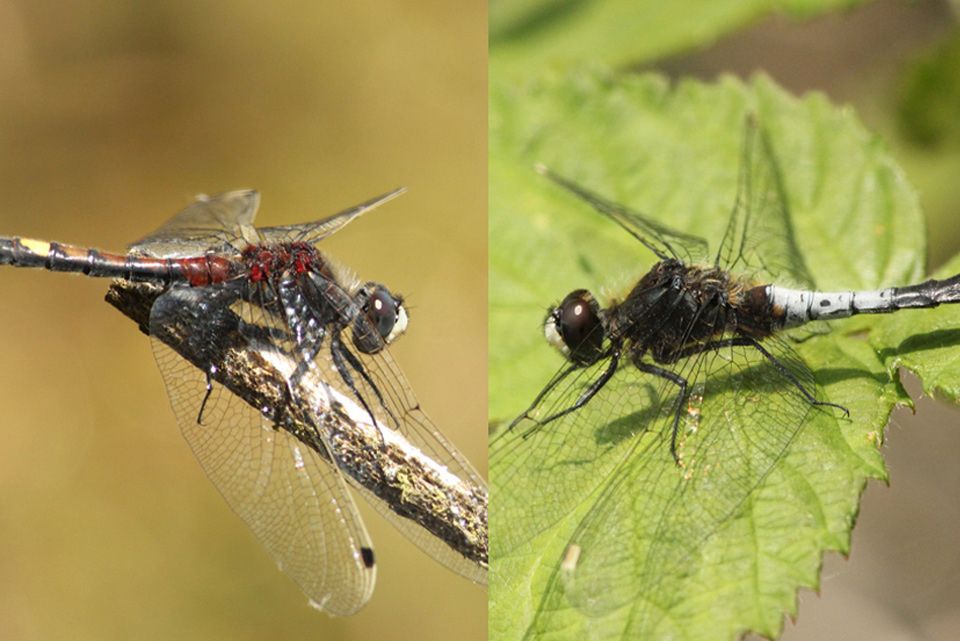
[522,349,621,438]
[633,362,688,465]
[668,336,849,416]
[329,330,388,449]
[507,364,579,432]
[196,365,217,425]
[647,335,849,466]
[336,336,398,427]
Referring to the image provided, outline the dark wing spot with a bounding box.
[819,299,831,307]
[361,546,375,568]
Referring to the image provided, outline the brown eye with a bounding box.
[353,283,408,354]
[367,288,398,338]
[544,289,604,365]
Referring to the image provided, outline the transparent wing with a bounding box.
[258,187,407,245]
[314,308,487,583]
[490,294,675,557]
[148,284,377,616]
[536,165,710,265]
[291,276,487,583]
[342,350,488,582]
[490,356,662,558]
[715,117,816,289]
[513,334,835,638]
[130,190,260,258]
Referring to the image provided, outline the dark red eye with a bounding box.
[352,283,408,354]
[367,289,398,338]
[546,289,604,365]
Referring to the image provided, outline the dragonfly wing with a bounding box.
[715,117,816,288]
[258,187,406,245]
[313,332,488,583]
[535,165,710,264]
[148,284,377,615]
[489,296,677,558]
[519,334,831,638]
[129,190,260,258]
[285,273,487,583]
[490,353,664,560]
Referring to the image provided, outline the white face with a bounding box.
[386,303,408,344]
[349,282,409,355]
[543,310,570,358]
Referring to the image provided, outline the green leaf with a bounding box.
[490,0,870,75]
[489,68,944,641]
[871,251,960,402]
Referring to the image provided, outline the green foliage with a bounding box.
[872,251,960,402]
[488,68,956,641]
[490,0,869,74]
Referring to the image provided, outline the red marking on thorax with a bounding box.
[242,242,323,284]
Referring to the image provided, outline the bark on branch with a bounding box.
[105,280,488,580]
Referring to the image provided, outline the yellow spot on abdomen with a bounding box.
[19,238,51,255]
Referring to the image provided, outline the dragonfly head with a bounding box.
[544,289,605,366]
[353,282,408,354]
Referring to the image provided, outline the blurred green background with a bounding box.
[490,0,960,639]
[0,3,485,641]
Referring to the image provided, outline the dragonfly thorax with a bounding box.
[243,241,333,283]
[240,242,408,356]
[614,260,737,364]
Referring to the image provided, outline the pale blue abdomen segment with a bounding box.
[768,273,960,328]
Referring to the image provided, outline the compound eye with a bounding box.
[368,288,398,338]
[353,283,408,354]
[544,289,604,365]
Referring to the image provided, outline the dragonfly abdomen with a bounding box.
[768,273,960,328]
[0,237,234,286]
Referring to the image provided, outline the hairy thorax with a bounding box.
[608,260,769,364]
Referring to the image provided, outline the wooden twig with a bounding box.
[105,280,488,579]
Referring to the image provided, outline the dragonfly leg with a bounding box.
[633,361,688,465]
[336,336,398,428]
[666,336,850,415]
[736,336,850,416]
[196,365,216,425]
[646,335,848,465]
[329,330,388,449]
[507,364,578,432]
[523,349,621,437]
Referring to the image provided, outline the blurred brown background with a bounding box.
[656,0,960,638]
[0,2,485,641]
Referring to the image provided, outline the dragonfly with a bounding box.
[0,188,487,615]
[490,119,960,639]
